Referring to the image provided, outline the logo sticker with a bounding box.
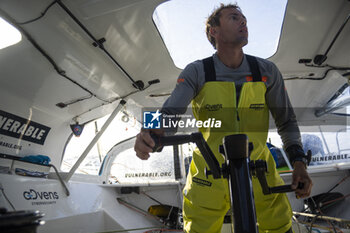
[23,189,59,200]
[143,110,162,129]
[177,78,185,83]
[249,104,265,110]
[205,104,222,111]
[0,110,51,145]
[70,123,84,137]
[23,189,59,206]
[192,177,212,187]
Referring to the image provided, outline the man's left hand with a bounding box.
[291,161,313,198]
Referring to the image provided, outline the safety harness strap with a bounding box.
[246,55,262,82]
[202,55,262,82]
[203,56,216,82]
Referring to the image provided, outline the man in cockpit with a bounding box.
[134,3,312,233]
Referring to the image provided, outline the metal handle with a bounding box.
[150,132,222,179]
[251,159,304,195]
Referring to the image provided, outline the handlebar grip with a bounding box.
[150,133,164,152]
[269,182,304,193]
[297,182,304,190]
[150,132,195,152]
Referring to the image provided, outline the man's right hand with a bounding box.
[134,129,164,160]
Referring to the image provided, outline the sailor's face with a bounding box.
[216,8,248,47]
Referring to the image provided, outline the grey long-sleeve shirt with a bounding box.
[162,53,302,149]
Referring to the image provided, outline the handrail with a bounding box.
[0,153,70,196]
[64,99,126,182]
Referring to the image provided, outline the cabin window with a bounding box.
[153,0,288,69]
[107,141,195,184]
[268,128,350,171]
[267,84,350,170]
[0,17,22,49]
[61,111,140,175]
[301,129,350,166]
[108,145,176,184]
[327,84,350,116]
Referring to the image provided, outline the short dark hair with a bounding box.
[206,3,241,49]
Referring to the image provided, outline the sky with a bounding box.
[153,0,288,68]
[1,0,287,66]
[0,17,22,49]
